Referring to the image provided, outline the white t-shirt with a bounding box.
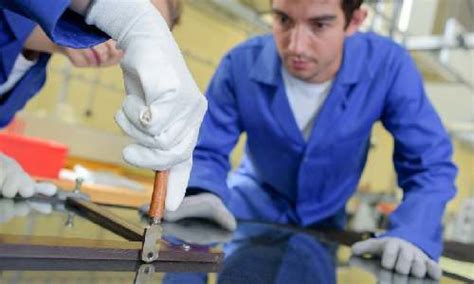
[281,67,332,140]
[0,53,38,96]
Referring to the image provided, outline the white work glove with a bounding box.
[352,237,442,280]
[165,193,237,231]
[85,0,207,211]
[0,199,53,224]
[0,153,57,198]
[141,193,236,231]
[348,256,439,284]
[163,219,233,245]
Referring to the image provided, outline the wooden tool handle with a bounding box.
[148,170,169,220]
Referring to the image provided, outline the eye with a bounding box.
[312,22,328,30]
[279,14,289,25]
[273,13,292,29]
[311,22,329,32]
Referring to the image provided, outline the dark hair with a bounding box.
[341,0,364,27]
[269,0,364,28]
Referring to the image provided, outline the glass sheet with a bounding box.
[0,198,470,284]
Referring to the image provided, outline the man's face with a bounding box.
[272,0,360,83]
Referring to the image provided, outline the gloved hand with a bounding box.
[0,153,57,198]
[85,0,207,211]
[0,199,53,224]
[348,256,439,284]
[163,219,233,245]
[165,193,237,231]
[140,193,237,231]
[352,237,442,280]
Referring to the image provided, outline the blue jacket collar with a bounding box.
[338,32,375,84]
[249,35,282,87]
[249,33,374,86]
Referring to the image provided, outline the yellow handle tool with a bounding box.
[141,171,169,263]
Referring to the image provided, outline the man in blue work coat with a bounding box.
[0,0,208,214]
[164,0,457,280]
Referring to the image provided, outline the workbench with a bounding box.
[0,197,471,283]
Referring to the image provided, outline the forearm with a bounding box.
[23,26,63,55]
[68,0,92,16]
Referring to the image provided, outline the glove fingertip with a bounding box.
[35,183,58,197]
[165,181,186,211]
[1,188,16,198]
[165,160,191,212]
[224,217,237,231]
[427,260,442,280]
[164,188,182,212]
[165,198,181,212]
[351,241,367,255]
[20,186,35,198]
[18,177,35,198]
[213,205,237,231]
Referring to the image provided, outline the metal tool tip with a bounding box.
[141,223,162,263]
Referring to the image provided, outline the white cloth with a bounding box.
[352,237,442,280]
[0,153,57,198]
[281,67,332,140]
[0,53,37,95]
[85,0,207,211]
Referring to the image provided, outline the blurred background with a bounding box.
[3,0,473,243]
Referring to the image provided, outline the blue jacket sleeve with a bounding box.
[188,55,243,203]
[0,0,107,48]
[380,48,457,260]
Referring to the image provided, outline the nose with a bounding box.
[287,25,310,55]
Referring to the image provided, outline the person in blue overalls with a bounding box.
[0,0,207,215]
[164,0,457,280]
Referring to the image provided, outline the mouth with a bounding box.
[287,57,312,72]
[285,54,315,72]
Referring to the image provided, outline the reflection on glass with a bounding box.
[0,199,469,283]
[164,222,337,284]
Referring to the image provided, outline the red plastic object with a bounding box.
[0,132,68,178]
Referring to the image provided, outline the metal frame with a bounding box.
[0,258,220,273]
[0,234,222,263]
[0,194,223,264]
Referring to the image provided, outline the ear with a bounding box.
[345,8,368,36]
